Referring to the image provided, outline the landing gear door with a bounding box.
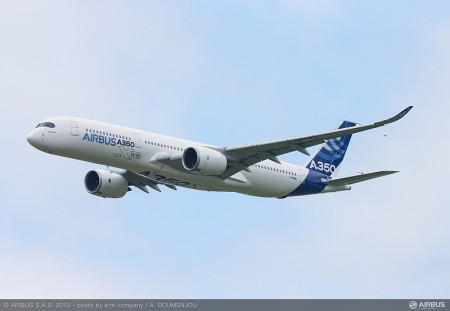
[69,120,79,136]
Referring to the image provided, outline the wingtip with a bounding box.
[382,170,400,176]
[398,106,413,119]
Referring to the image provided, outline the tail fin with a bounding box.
[305,120,356,178]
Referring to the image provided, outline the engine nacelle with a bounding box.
[182,146,228,176]
[84,169,129,198]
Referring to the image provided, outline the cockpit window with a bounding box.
[36,122,55,128]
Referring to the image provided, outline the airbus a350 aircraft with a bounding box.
[27,107,412,199]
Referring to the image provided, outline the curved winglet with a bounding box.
[386,106,413,124]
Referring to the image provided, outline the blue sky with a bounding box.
[0,0,449,298]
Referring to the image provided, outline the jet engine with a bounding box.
[182,146,228,175]
[84,169,129,198]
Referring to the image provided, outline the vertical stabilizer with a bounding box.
[305,121,356,178]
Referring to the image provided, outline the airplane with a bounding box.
[26,106,412,199]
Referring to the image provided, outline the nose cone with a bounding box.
[27,130,38,148]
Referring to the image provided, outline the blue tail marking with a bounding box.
[306,120,356,177]
[285,120,356,197]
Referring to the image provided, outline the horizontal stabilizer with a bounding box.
[322,171,398,186]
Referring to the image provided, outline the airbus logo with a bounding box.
[82,133,135,148]
[409,301,446,310]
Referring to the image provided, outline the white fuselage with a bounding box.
[27,117,313,198]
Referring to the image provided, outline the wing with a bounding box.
[219,106,412,179]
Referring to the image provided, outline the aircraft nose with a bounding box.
[27,130,38,147]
